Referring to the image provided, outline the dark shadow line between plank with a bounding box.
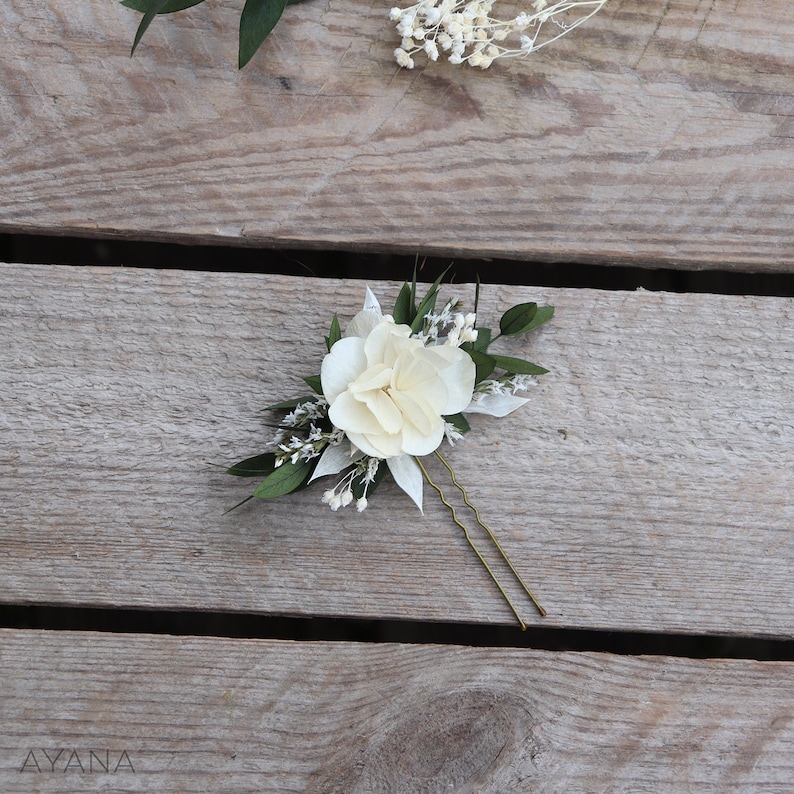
[1,604,791,662]
[3,233,794,297]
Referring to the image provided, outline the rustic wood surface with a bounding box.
[1,629,792,792]
[2,1,794,270]
[1,263,791,637]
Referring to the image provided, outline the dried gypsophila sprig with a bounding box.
[391,0,609,70]
[226,272,554,628]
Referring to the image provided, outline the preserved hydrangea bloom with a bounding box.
[321,318,475,459]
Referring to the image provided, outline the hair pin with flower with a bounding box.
[227,272,554,628]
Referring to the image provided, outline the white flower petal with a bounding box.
[329,391,383,435]
[363,320,412,364]
[464,393,530,417]
[323,304,475,461]
[363,285,381,313]
[347,429,402,459]
[308,443,360,483]
[387,454,424,513]
[399,415,445,457]
[365,390,403,435]
[344,287,389,338]
[389,389,436,438]
[346,309,385,339]
[321,337,367,402]
[437,351,477,414]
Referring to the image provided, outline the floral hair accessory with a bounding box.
[227,273,554,628]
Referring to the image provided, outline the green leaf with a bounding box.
[410,266,451,335]
[303,374,323,395]
[466,349,496,384]
[499,303,555,336]
[499,302,538,336]
[130,0,171,55]
[122,0,205,13]
[263,396,316,411]
[489,354,549,375]
[239,0,288,69]
[253,459,312,499]
[393,282,415,326]
[226,453,277,477]
[523,305,555,332]
[325,313,341,352]
[443,413,471,435]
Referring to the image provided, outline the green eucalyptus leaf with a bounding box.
[499,302,555,336]
[410,290,438,335]
[410,266,451,334]
[226,453,277,477]
[443,413,471,434]
[499,302,538,336]
[239,0,288,69]
[393,282,415,326]
[122,0,205,13]
[325,313,341,352]
[253,459,312,499]
[130,0,171,55]
[489,354,549,375]
[303,374,323,394]
[523,305,555,332]
[466,349,496,384]
[263,396,316,411]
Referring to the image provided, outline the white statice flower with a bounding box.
[389,0,608,69]
[321,318,475,459]
[444,420,465,446]
[316,454,381,512]
[271,398,334,468]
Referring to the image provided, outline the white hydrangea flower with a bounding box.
[321,318,475,459]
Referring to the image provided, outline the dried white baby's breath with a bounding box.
[390,0,608,69]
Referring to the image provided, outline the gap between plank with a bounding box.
[1,605,792,662]
[2,233,794,297]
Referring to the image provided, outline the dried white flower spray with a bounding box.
[390,0,608,69]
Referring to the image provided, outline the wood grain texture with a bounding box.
[1,629,793,792]
[2,1,794,270]
[1,264,792,636]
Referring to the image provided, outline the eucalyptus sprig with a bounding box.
[122,0,311,68]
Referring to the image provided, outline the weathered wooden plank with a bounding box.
[1,1,794,270]
[1,629,792,792]
[1,263,791,636]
